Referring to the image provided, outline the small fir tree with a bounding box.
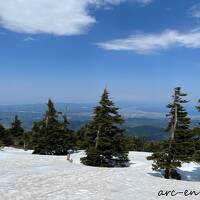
[0,123,6,147]
[0,120,13,147]
[81,89,129,167]
[9,115,24,147]
[10,115,24,137]
[32,99,75,155]
[147,87,195,179]
[76,124,90,149]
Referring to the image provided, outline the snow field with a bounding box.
[0,147,200,200]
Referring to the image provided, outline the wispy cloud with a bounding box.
[96,28,200,54]
[23,36,36,42]
[189,3,200,18]
[0,0,153,36]
[94,0,153,6]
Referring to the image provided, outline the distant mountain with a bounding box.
[125,126,169,141]
[124,118,167,128]
[0,103,93,129]
[0,103,199,141]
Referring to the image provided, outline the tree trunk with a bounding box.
[45,116,49,128]
[23,140,26,150]
[67,153,70,161]
[171,104,177,140]
[168,91,178,162]
[95,126,101,149]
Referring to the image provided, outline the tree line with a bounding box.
[0,87,200,179]
[0,89,129,167]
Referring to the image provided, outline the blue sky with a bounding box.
[0,0,200,106]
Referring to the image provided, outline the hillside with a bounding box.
[0,103,199,141]
[126,125,169,141]
[1,147,200,200]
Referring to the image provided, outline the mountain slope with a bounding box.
[0,148,200,200]
[126,125,169,141]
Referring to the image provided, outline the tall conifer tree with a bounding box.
[81,89,129,167]
[147,87,195,179]
[192,100,200,162]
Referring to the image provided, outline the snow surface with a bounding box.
[1,147,200,200]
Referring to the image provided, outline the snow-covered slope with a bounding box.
[0,147,200,200]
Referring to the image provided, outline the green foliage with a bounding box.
[147,87,195,179]
[126,136,146,151]
[81,89,129,167]
[22,131,33,150]
[6,115,25,147]
[32,99,75,155]
[0,124,9,147]
[192,100,200,162]
[10,115,24,137]
[81,147,103,166]
[76,124,90,149]
[147,140,182,169]
[126,125,168,141]
[0,140,3,149]
[125,135,163,152]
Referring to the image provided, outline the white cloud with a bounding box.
[0,0,153,36]
[23,37,36,42]
[189,3,200,18]
[96,28,200,54]
[93,0,153,6]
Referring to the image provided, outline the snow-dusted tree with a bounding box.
[81,89,129,167]
[148,87,195,179]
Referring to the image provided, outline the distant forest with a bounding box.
[1,87,200,178]
[0,104,199,141]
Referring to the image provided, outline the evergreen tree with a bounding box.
[0,123,5,147]
[0,120,13,147]
[192,100,200,162]
[9,115,24,147]
[22,132,31,150]
[10,115,24,137]
[76,124,90,149]
[81,89,129,167]
[126,136,146,151]
[32,99,75,155]
[62,113,77,151]
[147,87,195,179]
